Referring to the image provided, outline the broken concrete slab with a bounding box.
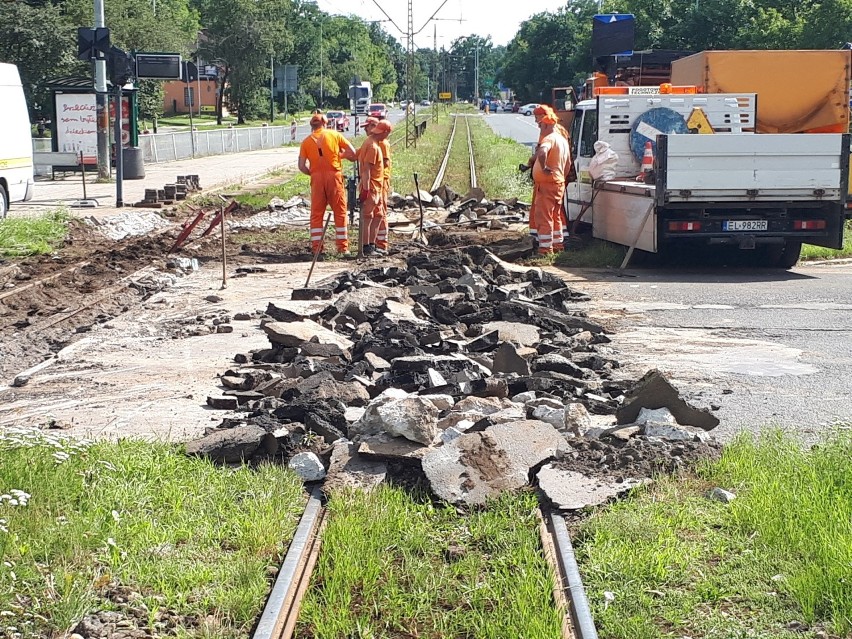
[492,342,530,377]
[483,321,540,347]
[263,320,353,350]
[357,434,431,461]
[206,396,239,410]
[537,464,643,510]
[185,425,274,463]
[351,392,443,445]
[422,419,568,505]
[616,370,720,431]
[288,452,327,481]
[266,300,328,323]
[323,441,387,494]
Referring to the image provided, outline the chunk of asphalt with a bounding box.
[536,464,644,510]
[616,369,720,431]
[323,441,387,495]
[185,425,273,463]
[421,419,567,506]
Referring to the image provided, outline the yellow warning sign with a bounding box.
[439,92,452,100]
[687,107,714,134]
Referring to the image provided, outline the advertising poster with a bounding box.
[55,93,98,164]
[108,96,132,148]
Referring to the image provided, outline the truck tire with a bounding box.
[769,241,802,268]
[0,185,8,220]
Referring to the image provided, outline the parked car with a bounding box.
[325,110,350,132]
[519,103,539,116]
[368,103,388,119]
[420,99,431,106]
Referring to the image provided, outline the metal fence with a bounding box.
[138,124,310,164]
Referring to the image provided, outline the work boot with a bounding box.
[362,243,375,256]
[373,246,387,256]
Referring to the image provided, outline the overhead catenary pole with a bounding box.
[270,55,275,123]
[93,0,109,179]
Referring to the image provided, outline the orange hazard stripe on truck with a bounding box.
[0,156,33,169]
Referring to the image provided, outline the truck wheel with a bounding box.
[769,241,802,268]
[0,186,8,220]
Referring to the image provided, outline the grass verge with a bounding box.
[0,426,306,637]
[575,429,852,639]
[469,116,534,201]
[296,487,563,638]
[801,220,852,261]
[0,209,69,257]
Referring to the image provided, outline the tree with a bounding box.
[0,2,81,118]
[197,0,293,123]
[449,35,504,102]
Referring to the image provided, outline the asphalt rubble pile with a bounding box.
[187,245,721,509]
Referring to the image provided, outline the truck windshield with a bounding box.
[579,110,598,158]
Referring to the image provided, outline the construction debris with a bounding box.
[185,246,723,509]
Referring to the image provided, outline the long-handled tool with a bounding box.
[304,210,332,288]
[413,172,427,245]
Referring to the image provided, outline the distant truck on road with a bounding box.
[349,81,372,117]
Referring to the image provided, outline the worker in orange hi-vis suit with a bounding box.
[526,105,552,247]
[357,119,392,256]
[364,116,392,252]
[532,110,572,255]
[298,113,357,255]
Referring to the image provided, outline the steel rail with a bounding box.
[253,487,326,639]
[430,114,458,192]
[465,115,477,190]
[549,512,599,639]
[0,261,92,303]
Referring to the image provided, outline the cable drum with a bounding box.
[629,107,689,161]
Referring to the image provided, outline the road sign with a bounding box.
[592,14,635,57]
[273,64,298,95]
[77,27,110,61]
[439,92,452,100]
[182,61,198,83]
[108,46,135,86]
[135,53,182,80]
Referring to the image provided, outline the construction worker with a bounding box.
[527,104,571,247]
[532,109,572,255]
[364,116,392,252]
[357,119,392,255]
[298,113,358,255]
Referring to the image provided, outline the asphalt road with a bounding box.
[555,262,852,443]
[482,111,540,149]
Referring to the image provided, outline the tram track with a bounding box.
[253,491,598,639]
[430,114,478,193]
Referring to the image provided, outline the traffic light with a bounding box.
[77,27,110,61]
[108,46,135,86]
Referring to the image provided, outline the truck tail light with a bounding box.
[793,219,826,230]
[668,221,702,232]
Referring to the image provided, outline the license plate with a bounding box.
[723,220,768,232]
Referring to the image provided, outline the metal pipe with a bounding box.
[550,513,599,639]
[253,487,324,639]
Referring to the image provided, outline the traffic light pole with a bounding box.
[114,85,123,207]
[94,0,110,179]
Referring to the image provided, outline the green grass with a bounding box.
[469,116,534,201]
[233,171,310,209]
[575,429,852,639]
[0,426,306,637]
[801,220,852,261]
[0,209,69,257]
[554,238,627,268]
[296,487,563,638]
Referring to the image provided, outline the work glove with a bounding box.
[518,163,530,173]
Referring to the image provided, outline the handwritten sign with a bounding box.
[55,93,98,164]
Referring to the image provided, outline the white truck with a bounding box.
[566,89,850,267]
[348,81,372,117]
[0,63,34,219]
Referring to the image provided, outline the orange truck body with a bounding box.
[671,50,851,134]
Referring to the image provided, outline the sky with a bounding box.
[314,0,563,49]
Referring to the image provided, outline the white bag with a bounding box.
[588,141,619,181]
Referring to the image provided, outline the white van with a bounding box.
[0,63,34,219]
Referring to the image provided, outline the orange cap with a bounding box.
[541,112,558,124]
[310,113,327,125]
[372,120,392,135]
[533,104,553,116]
[364,116,379,128]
